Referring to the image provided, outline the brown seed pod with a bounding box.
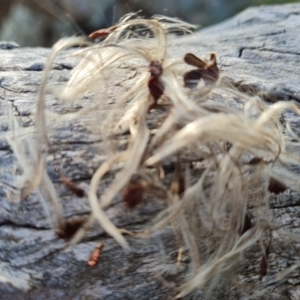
[88,25,118,40]
[170,157,185,196]
[183,69,203,89]
[247,157,263,165]
[148,60,165,110]
[183,52,219,89]
[148,76,165,103]
[123,183,145,208]
[56,218,86,240]
[87,242,104,267]
[60,175,85,198]
[268,177,287,194]
[184,52,207,68]
[149,60,163,77]
[260,238,272,277]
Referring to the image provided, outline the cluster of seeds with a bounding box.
[8,13,300,298]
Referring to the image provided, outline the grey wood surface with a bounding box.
[1,4,300,299]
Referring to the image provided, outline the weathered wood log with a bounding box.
[1,4,300,299]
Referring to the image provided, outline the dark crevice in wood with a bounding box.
[259,48,300,56]
[270,201,300,209]
[238,46,259,58]
[0,221,51,231]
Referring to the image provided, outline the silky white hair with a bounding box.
[7,13,300,298]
